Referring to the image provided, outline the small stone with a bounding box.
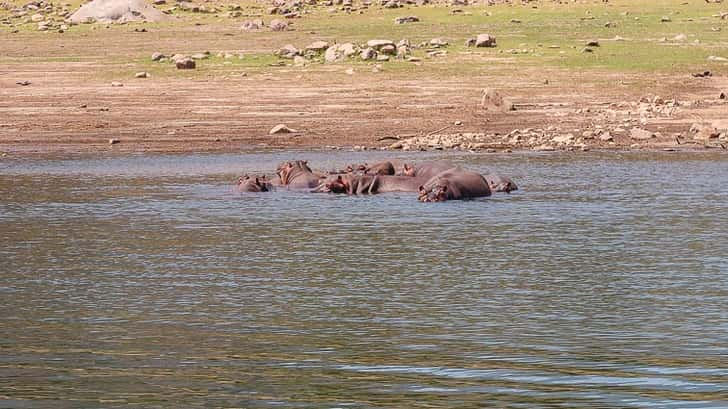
[360,47,376,60]
[586,40,600,47]
[720,90,727,99]
[176,58,196,69]
[376,54,390,62]
[380,44,396,55]
[660,16,671,22]
[630,128,654,140]
[109,138,120,145]
[673,33,687,41]
[474,34,496,48]
[152,52,165,62]
[31,13,43,22]
[134,72,149,78]
[16,80,31,86]
[111,81,123,87]
[367,39,394,49]
[394,15,418,24]
[269,124,298,134]
[269,19,288,31]
[429,38,448,47]
[599,132,613,142]
[191,53,209,60]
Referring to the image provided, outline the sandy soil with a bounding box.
[1,27,727,156]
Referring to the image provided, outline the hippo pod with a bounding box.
[312,173,427,195]
[236,175,274,192]
[418,168,492,202]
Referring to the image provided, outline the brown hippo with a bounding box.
[483,173,518,193]
[313,173,427,195]
[236,175,273,192]
[403,161,458,179]
[276,160,323,189]
[418,168,492,202]
[363,161,395,176]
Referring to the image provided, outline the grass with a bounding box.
[1,0,726,77]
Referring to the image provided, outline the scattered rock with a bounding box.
[241,19,264,31]
[269,124,298,134]
[175,57,196,69]
[269,19,288,31]
[134,71,149,78]
[306,40,330,52]
[474,33,496,48]
[367,39,394,49]
[481,88,514,111]
[630,128,654,140]
[394,15,418,24]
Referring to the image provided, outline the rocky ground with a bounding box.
[1,0,727,156]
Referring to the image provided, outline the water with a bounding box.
[1,150,727,408]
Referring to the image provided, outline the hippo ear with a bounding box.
[441,185,448,192]
[255,177,261,185]
[337,175,343,181]
[418,185,425,193]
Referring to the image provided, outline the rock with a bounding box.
[175,57,196,69]
[673,33,687,41]
[586,40,600,47]
[293,55,307,66]
[692,70,712,78]
[383,0,399,8]
[367,39,394,49]
[134,71,149,78]
[630,128,654,140]
[151,51,165,61]
[109,138,120,144]
[269,124,298,134]
[269,18,288,31]
[552,134,575,144]
[360,47,376,60]
[376,54,390,62]
[407,56,421,62]
[394,15,418,24]
[599,132,614,142]
[324,43,358,62]
[306,40,330,52]
[16,81,31,86]
[720,90,727,99]
[191,52,209,60]
[380,44,396,55]
[429,37,448,47]
[339,43,358,57]
[481,88,514,111]
[708,56,728,62]
[275,44,300,58]
[691,123,720,141]
[111,81,123,87]
[30,13,43,22]
[241,19,264,31]
[69,0,168,24]
[474,33,496,48]
[660,16,671,22]
[510,18,521,23]
[345,68,354,75]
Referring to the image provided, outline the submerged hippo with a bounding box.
[418,168,492,202]
[403,161,458,179]
[236,175,273,192]
[276,160,323,189]
[483,173,518,193]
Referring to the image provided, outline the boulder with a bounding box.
[151,51,165,61]
[324,43,358,62]
[275,44,300,58]
[380,44,396,55]
[306,40,330,52]
[630,128,654,140]
[394,15,418,24]
[241,19,264,31]
[429,38,448,47]
[481,88,514,111]
[69,0,168,23]
[474,33,496,47]
[175,57,196,69]
[269,18,288,31]
[360,47,376,60]
[269,124,298,134]
[367,39,394,49]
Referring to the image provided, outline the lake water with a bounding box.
[1,150,727,408]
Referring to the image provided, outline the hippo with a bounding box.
[276,160,323,189]
[236,175,273,192]
[483,173,518,193]
[403,161,458,179]
[418,168,492,202]
[312,173,427,195]
[363,161,396,176]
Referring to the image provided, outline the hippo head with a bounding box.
[403,163,416,177]
[276,160,312,184]
[325,175,351,193]
[418,182,448,202]
[237,175,269,192]
[486,175,518,193]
